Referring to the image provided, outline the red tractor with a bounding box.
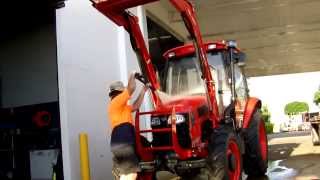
[91,0,268,179]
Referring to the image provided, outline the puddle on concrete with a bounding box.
[266,160,298,180]
[245,160,298,180]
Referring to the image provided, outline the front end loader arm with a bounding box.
[91,0,220,124]
[169,0,220,123]
[91,0,161,106]
[91,0,158,30]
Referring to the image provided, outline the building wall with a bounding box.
[0,25,58,108]
[248,71,320,132]
[56,1,149,179]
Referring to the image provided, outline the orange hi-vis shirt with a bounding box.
[108,89,133,129]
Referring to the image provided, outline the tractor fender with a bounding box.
[242,97,262,129]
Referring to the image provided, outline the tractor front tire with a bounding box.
[180,127,242,180]
[243,110,268,176]
[208,127,242,180]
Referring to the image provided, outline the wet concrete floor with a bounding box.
[157,160,298,180]
[158,131,320,180]
[268,132,320,180]
[245,160,298,180]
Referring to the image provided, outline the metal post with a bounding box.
[79,133,91,180]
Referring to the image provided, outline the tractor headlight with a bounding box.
[151,114,187,126]
[168,114,186,124]
[168,52,176,58]
[151,116,161,126]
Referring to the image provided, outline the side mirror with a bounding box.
[234,51,246,67]
[227,40,246,67]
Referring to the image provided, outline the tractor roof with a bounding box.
[163,41,241,60]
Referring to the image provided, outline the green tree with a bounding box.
[314,91,320,106]
[284,101,309,116]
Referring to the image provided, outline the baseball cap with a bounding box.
[109,81,125,93]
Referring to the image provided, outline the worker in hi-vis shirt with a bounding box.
[108,72,148,180]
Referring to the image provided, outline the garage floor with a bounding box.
[157,131,320,180]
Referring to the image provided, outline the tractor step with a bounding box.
[139,160,157,171]
[176,159,207,170]
[139,159,207,172]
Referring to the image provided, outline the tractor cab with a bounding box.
[160,41,248,120]
[145,41,249,163]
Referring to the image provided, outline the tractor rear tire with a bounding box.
[243,110,268,176]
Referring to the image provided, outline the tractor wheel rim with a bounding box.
[259,120,268,161]
[227,139,241,180]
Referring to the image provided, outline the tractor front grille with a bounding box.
[150,114,191,149]
[151,115,172,147]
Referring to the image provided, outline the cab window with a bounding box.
[234,65,247,101]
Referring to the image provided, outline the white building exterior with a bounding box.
[248,71,320,132]
[56,1,149,179]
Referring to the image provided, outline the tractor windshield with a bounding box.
[162,52,226,97]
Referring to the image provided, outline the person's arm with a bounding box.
[127,72,136,96]
[131,86,148,111]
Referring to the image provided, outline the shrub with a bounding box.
[265,122,274,134]
[261,105,273,133]
[314,91,320,106]
[261,105,271,123]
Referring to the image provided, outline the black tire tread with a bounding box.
[208,126,242,180]
[181,127,242,180]
[243,110,268,176]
